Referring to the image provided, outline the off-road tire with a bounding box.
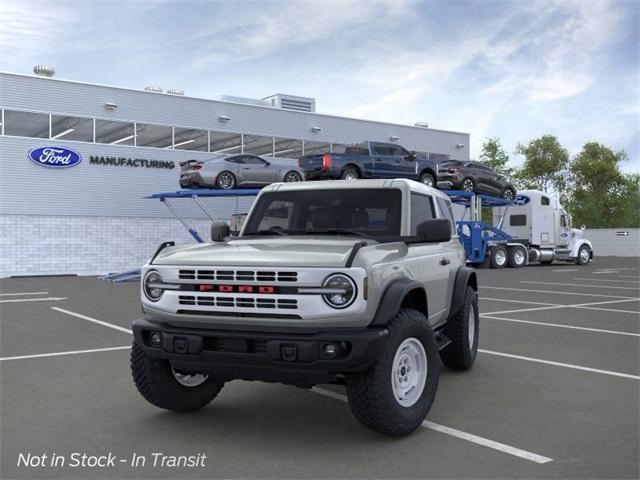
[489,245,508,269]
[341,167,360,180]
[507,245,527,268]
[131,341,224,412]
[345,309,440,436]
[440,287,479,370]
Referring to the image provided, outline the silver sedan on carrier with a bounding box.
[179,154,304,189]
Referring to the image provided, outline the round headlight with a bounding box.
[322,274,356,309]
[143,270,164,302]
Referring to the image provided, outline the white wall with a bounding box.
[584,228,640,257]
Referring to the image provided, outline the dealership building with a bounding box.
[0,69,470,277]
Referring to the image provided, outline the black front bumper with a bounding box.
[132,317,388,386]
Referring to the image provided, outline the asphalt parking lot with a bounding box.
[1,256,638,480]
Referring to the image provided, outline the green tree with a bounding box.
[565,142,638,228]
[479,137,512,176]
[516,135,569,193]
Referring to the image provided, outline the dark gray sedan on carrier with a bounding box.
[180,154,304,189]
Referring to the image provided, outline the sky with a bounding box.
[1,0,638,172]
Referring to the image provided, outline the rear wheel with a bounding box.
[507,245,527,268]
[419,172,435,187]
[462,178,475,192]
[440,286,478,370]
[130,341,224,412]
[503,188,516,201]
[345,309,440,436]
[341,167,359,180]
[284,170,303,182]
[490,245,508,269]
[216,171,236,189]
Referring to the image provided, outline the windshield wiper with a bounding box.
[244,229,287,236]
[305,228,370,238]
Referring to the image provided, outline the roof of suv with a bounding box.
[261,178,451,200]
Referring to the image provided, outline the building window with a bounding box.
[273,137,303,159]
[303,140,331,156]
[95,119,135,145]
[135,123,173,148]
[243,134,274,156]
[3,110,49,138]
[51,114,93,142]
[210,131,242,154]
[173,127,208,151]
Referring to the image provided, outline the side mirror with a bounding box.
[417,219,452,243]
[407,151,417,161]
[211,222,230,242]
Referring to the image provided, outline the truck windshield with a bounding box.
[243,189,402,238]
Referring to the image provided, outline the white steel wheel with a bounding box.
[391,338,428,408]
[494,248,506,266]
[284,171,302,182]
[468,304,476,348]
[578,246,590,265]
[344,171,358,180]
[171,368,209,388]
[420,173,435,187]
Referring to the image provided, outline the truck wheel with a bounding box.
[419,172,435,187]
[345,309,440,436]
[507,245,526,268]
[440,286,478,370]
[130,341,224,413]
[576,245,591,265]
[341,167,359,180]
[489,245,507,269]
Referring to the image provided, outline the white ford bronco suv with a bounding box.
[131,179,479,436]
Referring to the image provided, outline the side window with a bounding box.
[242,156,266,165]
[410,193,435,235]
[510,215,527,226]
[225,156,243,164]
[436,197,456,234]
[561,214,567,227]
[541,196,550,206]
[390,145,410,157]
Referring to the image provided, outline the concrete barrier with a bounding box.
[584,228,640,257]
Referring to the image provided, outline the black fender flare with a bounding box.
[370,278,426,326]
[449,267,477,319]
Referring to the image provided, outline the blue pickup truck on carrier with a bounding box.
[298,141,440,187]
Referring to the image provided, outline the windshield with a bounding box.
[243,188,402,238]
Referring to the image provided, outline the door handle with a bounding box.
[440,258,450,266]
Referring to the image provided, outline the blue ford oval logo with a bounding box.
[513,195,530,206]
[28,146,82,168]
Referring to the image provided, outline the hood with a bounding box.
[152,237,365,267]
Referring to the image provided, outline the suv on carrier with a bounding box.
[131,179,479,436]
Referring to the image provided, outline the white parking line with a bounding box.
[482,315,640,337]
[480,286,637,299]
[552,269,579,272]
[51,307,133,334]
[478,349,640,380]
[572,278,640,284]
[520,281,640,291]
[311,387,553,464]
[480,297,557,307]
[0,291,49,296]
[481,298,640,316]
[0,297,67,304]
[620,275,640,279]
[0,346,131,362]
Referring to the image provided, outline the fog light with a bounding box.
[150,332,161,347]
[323,343,338,358]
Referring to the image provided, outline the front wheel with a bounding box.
[419,172,436,187]
[576,245,591,265]
[284,170,303,182]
[131,341,224,412]
[345,309,440,436]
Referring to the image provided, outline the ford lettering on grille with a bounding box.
[198,284,276,293]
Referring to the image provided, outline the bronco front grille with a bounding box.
[178,295,298,310]
[178,269,297,282]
